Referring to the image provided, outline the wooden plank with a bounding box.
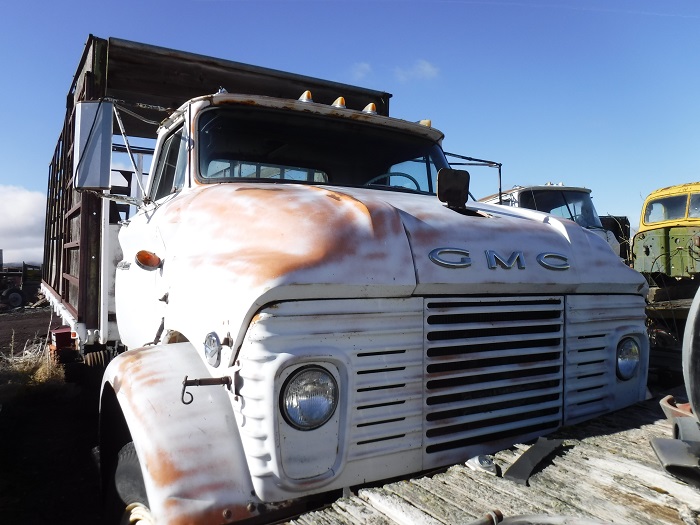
[436,465,559,516]
[359,487,443,525]
[384,478,478,524]
[411,473,493,520]
[286,496,394,525]
[290,507,357,525]
[333,496,396,525]
[294,398,699,525]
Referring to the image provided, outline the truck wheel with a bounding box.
[114,442,154,524]
[2,288,24,308]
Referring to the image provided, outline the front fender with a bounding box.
[101,342,260,524]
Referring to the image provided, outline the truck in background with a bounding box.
[632,182,700,376]
[43,35,650,524]
[479,183,629,262]
[0,251,41,309]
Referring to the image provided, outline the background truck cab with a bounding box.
[479,183,627,261]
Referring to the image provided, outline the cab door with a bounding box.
[115,127,189,349]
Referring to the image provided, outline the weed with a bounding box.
[0,334,65,405]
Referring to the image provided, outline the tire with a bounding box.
[3,288,24,308]
[113,442,153,525]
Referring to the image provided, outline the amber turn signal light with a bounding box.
[135,250,162,271]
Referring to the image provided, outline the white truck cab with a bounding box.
[42,37,649,525]
[480,183,622,257]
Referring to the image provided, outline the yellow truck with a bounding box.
[632,182,700,375]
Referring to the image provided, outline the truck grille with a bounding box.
[239,294,645,496]
[423,296,564,464]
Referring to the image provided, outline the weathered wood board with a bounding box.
[286,396,700,525]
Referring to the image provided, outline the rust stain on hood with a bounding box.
[159,183,416,290]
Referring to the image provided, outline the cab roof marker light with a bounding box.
[298,90,313,103]
[418,119,432,127]
[362,102,377,114]
[332,96,346,109]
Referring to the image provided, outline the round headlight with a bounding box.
[617,337,640,380]
[204,332,222,367]
[281,366,338,431]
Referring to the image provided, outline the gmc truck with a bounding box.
[43,36,650,524]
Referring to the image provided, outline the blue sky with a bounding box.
[1,0,699,262]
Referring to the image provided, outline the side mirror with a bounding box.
[437,168,470,209]
[74,101,113,190]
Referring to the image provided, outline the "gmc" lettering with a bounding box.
[428,248,570,271]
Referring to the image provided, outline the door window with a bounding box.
[151,128,188,201]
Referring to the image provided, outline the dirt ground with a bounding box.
[0,307,101,524]
[0,307,57,355]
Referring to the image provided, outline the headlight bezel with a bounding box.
[279,364,339,431]
[616,336,641,380]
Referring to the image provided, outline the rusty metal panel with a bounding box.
[45,33,392,333]
[104,343,261,524]
[633,226,700,278]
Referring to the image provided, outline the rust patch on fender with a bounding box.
[163,498,255,525]
[146,448,186,487]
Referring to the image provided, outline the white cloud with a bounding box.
[394,59,440,83]
[0,185,45,264]
[351,62,372,82]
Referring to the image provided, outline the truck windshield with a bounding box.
[643,194,698,224]
[520,189,604,229]
[197,106,448,194]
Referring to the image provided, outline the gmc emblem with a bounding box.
[429,248,570,271]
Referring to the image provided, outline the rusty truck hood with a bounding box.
[156,183,645,345]
[160,183,640,292]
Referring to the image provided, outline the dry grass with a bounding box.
[0,331,65,405]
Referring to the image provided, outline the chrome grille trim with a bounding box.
[423,296,565,464]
